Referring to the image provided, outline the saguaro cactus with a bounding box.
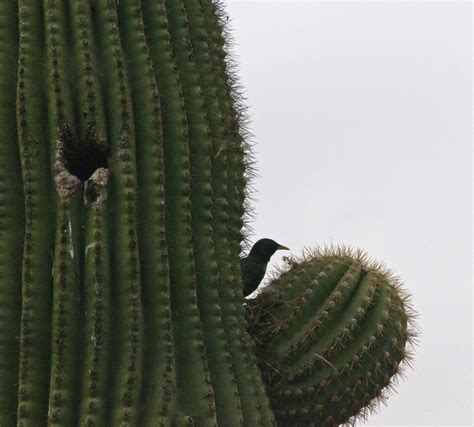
[0,1,416,426]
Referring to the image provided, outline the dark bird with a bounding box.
[241,238,289,297]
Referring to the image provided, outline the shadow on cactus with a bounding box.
[0,0,418,426]
[245,247,418,426]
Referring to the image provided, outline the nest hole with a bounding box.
[64,143,108,183]
[55,125,110,202]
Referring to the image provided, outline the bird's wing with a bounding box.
[242,257,267,297]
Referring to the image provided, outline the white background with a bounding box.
[225,1,472,425]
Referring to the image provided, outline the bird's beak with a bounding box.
[277,244,290,251]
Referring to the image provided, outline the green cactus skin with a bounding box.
[0,1,275,426]
[0,1,418,426]
[0,4,24,427]
[246,248,418,426]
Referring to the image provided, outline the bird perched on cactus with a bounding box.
[241,239,289,297]
[0,0,417,425]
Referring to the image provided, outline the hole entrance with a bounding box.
[67,145,108,182]
[60,126,109,183]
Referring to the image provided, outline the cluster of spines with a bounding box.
[247,248,417,426]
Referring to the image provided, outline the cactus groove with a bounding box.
[0,1,417,426]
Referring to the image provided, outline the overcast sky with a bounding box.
[224,1,472,425]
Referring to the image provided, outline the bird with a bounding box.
[241,238,289,297]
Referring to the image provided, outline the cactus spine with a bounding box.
[0,1,416,426]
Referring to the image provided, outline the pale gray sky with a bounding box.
[225,1,472,425]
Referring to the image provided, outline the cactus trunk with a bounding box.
[0,1,274,426]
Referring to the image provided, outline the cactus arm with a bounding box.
[0,2,24,425]
[79,170,112,426]
[16,1,55,424]
[116,1,177,424]
[249,250,416,425]
[93,2,144,424]
[140,1,218,423]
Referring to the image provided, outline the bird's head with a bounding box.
[248,238,290,263]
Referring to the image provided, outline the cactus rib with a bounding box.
[0,3,23,426]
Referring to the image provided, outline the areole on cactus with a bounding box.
[0,1,417,426]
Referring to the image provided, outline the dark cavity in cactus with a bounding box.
[0,1,417,426]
